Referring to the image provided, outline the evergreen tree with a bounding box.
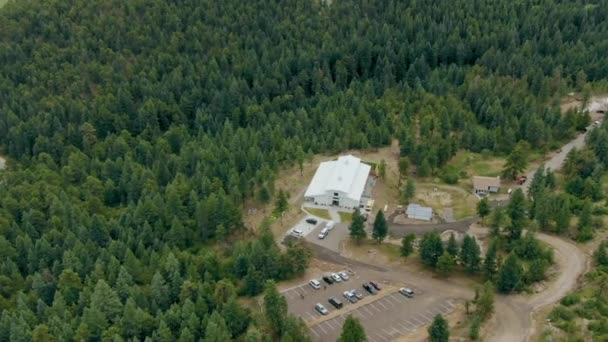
[502,142,529,180]
[576,201,594,241]
[528,165,545,200]
[489,206,505,237]
[420,232,444,267]
[507,189,526,241]
[437,252,455,276]
[398,158,410,185]
[484,239,499,280]
[428,314,449,342]
[475,281,495,320]
[274,189,289,218]
[372,210,388,244]
[477,197,490,223]
[400,233,416,257]
[401,178,416,204]
[338,315,366,342]
[496,254,524,293]
[460,235,481,274]
[349,209,367,245]
[446,233,459,257]
[379,159,387,180]
[205,312,232,342]
[263,280,287,337]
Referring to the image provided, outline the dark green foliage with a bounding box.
[497,254,524,293]
[349,209,367,244]
[477,197,490,222]
[263,281,287,337]
[428,315,449,342]
[338,315,367,342]
[372,210,388,244]
[475,282,495,320]
[484,239,499,280]
[420,232,444,268]
[507,189,526,241]
[502,142,529,180]
[400,233,416,257]
[437,252,455,277]
[469,315,480,340]
[446,233,459,257]
[460,235,481,274]
[595,241,608,267]
[401,178,416,204]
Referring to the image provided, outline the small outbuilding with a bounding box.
[406,204,433,221]
[472,176,501,195]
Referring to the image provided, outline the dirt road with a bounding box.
[0,156,5,170]
[488,233,586,342]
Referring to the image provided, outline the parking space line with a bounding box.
[324,320,336,331]
[310,328,320,337]
[376,300,388,310]
[381,296,396,307]
[419,312,432,321]
[370,303,382,312]
[305,312,315,321]
[375,333,390,342]
[403,320,416,329]
[426,309,440,318]
[390,293,406,302]
[395,322,410,332]
[411,316,425,325]
[316,323,327,334]
[363,306,374,316]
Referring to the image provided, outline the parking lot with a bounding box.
[304,221,348,252]
[282,270,454,341]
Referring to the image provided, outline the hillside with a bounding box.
[0,0,607,340]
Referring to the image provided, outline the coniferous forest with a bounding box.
[0,0,607,340]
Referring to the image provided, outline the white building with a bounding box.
[304,155,372,209]
[406,204,433,221]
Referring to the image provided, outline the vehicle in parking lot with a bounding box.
[290,229,303,238]
[370,280,382,291]
[331,273,342,282]
[325,220,335,230]
[362,282,377,295]
[399,287,414,298]
[317,228,329,239]
[351,289,364,300]
[309,279,321,289]
[343,290,358,303]
[338,271,350,281]
[322,275,334,284]
[328,297,343,309]
[306,218,318,224]
[315,303,329,315]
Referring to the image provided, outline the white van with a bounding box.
[318,228,329,239]
[325,221,335,230]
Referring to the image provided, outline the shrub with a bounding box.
[549,306,576,322]
[560,293,581,306]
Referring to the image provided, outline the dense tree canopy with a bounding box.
[1,0,607,339]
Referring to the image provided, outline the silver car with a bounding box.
[315,303,329,315]
[331,273,342,283]
[339,271,350,281]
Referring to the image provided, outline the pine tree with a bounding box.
[497,254,524,293]
[446,233,459,256]
[274,189,289,218]
[379,159,387,180]
[437,252,455,276]
[372,210,388,244]
[460,235,481,274]
[90,280,122,323]
[263,280,287,337]
[420,232,444,267]
[476,281,495,320]
[398,158,410,185]
[484,239,499,280]
[428,314,449,342]
[477,197,490,223]
[338,315,366,342]
[349,209,367,245]
[401,178,416,204]
[205,312,232,342]
[502,142,528,180]
[507,189,526,240]
[400,233,416,257]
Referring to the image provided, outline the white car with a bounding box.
[315,303,329,315]
[325,220,335,230]
[318,228,329,239]
[309,279,321,290]
[399,287,414,298]
[338,271,350,281]
[331,273,342,282]
[343,290,358,303]
[290,229,303,238]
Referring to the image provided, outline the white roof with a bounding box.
[305,155,371,202]
[406,204,433,219]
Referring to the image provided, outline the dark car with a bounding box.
[322,275,334,284]
[370,281,382,291]
[362,283,377,295]
[306,218,318,225]
[328,297,343,309]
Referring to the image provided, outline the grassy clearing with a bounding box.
[305,208,331,220]
[0,0,7,8]
[338,211,352,223]
[448,150,506,178]
[414,183,478,219]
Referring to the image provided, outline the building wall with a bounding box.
[488,186,500,193]
[310,190,359,209]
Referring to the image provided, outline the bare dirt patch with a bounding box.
[414,183,478,220]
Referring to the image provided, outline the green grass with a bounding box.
[306,208,331,220]
[448,150,505,178]
[338,211,352,223]
[0,0,8,8]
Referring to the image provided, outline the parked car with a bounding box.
[338,271,350,281]
[331,273,342,283]
[322,275,334,285]
[399,288,414,298]
[370,281,382,291]
[290,229,303,238]
[362,283,377,295]
[325,220,335,230]
[328,297,343,309]
[351,289,364,300]
[315,303,329,315]
[343,291,358,303]
[317,228,329,239]
[306,218,318,225]
[309,279,321,290]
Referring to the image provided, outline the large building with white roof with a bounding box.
[304,155,372,209]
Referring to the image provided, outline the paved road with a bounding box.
[0,156,5,170]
